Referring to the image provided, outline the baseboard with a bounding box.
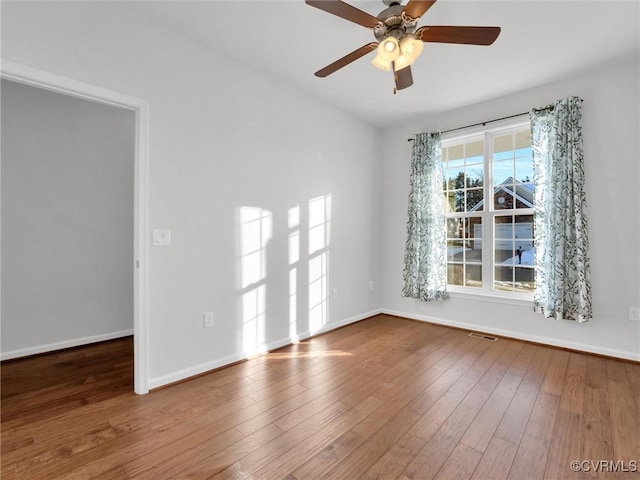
[293,308,384,343]
[148,308,382,390]
[382,308,640,362]
[0,329,134,361]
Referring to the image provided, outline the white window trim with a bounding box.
[447,287,533,307]
[442,117,534,303]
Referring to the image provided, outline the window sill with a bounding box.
[447,287,533,308]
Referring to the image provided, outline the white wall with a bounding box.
[380,55,640,360]
[0,2,382,386]
[1,79,135,358]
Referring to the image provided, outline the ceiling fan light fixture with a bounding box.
[399,35,424,62]
[377,36,400,62]
[371,54,391,71]
[393,54,411,71]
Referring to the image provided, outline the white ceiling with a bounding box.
[135,0,639,128]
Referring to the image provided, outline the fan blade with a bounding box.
[416,26,501,45]
[393,64,413,91]
[305,1,381,29]
[315,43,378,77]
[404,0,437,20]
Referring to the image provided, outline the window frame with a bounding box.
[441,117,534,304]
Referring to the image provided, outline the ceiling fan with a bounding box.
[305,0,501,92]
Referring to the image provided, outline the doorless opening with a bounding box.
[1,60,150,394]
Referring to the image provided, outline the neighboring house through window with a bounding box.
[442,120,534,298]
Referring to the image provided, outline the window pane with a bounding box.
[447,240,464,261]
[515,147,531,161]
[495,214,534,271]
[466,164,484,188]
[466,188,484,212]
[495,216,514,265]
[448,263,463,286]
[495,216,514,238]
[468,217,482,240]
[466,217,482,262]
[466,242,482,263]
[446,216,483,288]
[494,190,514,210]
[446,167,464,191]
[493,130,533,211]
[495,266,534,293]
[465,264,482,288]
[445,139,486,214]
[447,218,464,239]
[514,266,534,292]
[514,215,534,265]
[494,266,514,292]
[493,160,513,186]
[496,241,514,265]
[447,191,465,213]
[515,157,534,184]
[515,160,534,210]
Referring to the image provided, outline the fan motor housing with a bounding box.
[374,4,418,40]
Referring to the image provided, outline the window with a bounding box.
[442,120,534,298]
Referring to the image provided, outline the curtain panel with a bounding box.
[531,96,592,322]
[402,132,448,302]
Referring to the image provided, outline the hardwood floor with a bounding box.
[2,315,639,479]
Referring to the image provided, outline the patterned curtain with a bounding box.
[530,96,592,322]
[402,132,448,302]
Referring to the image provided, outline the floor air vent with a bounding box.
[468,332,498,341]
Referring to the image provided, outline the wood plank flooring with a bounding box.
[2,315,639,479]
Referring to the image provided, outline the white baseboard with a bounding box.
[148,309,382,390]
[382,308,640,362]
[0,329,134,361]
[294,308,383,343]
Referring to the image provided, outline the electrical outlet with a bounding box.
[629,307,640,322]
[369,281,375,291]
[332,288,338,299]
[203,312,214,328]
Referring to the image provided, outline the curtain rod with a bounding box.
[407,99,584,142]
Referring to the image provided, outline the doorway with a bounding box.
[0,61,150,394]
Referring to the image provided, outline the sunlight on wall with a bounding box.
[288,205,300,341]
[239,206,272,354]
[308,195,332,334]
[236,194,332,353]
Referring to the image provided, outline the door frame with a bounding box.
[1,60,151,394]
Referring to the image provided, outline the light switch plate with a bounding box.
[153,229,171,246]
